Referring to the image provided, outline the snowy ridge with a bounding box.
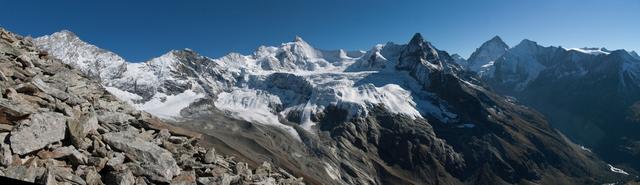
[34,30,127,80]
[567,47,610,55]
[35,31,464,140]
[480,36,640,92]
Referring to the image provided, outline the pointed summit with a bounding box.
[486,36,508,48]
[409,33,424,46]
[465,35,510,73]
[489,35,504,42]
[291,35,314,48]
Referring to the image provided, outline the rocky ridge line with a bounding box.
[0,28,303,185]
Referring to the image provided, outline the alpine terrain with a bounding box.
[0,28,304,184]
[27,28,633,185]
[462,36,640,176]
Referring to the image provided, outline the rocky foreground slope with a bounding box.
[0,28,303,184]
[31,27,636,184]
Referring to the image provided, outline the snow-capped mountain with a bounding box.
[34,31,628,184]
[35,32,234,119]
[34,30,127,80]
[458,36,509,77]
[471,36,640,175]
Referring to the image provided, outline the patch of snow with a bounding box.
[579,145,592,152]
[567,48,610,55]
[104,86,142,104]
[608,164,629,175]
[137,90,205,120]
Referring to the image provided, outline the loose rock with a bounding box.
[102,131,180,182]
[10,112,66,155]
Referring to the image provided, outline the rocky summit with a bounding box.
[0,28,303,184]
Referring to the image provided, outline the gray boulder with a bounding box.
[32,77,70,101]
[102,131,180,182]
[104,170,135,185]
[3,165,45,183]
[97,111,134,125]
[10,112,66,155]
[0,98,36,117]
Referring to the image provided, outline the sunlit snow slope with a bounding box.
[35,32,462,139]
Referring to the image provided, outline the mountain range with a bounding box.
[25,29,638,184]
[458,35,640,176]
[0,27,303,185]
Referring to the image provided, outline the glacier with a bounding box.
[35,31,462,139]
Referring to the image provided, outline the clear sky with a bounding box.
[0,0,638,62]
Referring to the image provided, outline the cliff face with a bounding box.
[0,28,303,184]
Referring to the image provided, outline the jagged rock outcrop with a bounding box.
[0,28,303,184]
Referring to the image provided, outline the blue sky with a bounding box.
[0,0,638,61]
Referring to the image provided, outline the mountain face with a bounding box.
[33,30,630,184]
[0,28,303,184]
[458,36,509,77]
[475,36,640,175]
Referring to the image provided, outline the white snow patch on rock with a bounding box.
[608,164,629,175]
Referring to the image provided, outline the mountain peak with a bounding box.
[513,39,540,50]
[294,35,306,43]
[50,29,79,39]
[409,33,424,45]
[519,39,537,45]
[489,35,504,42]
[465,35,509,73]
[487,36,508,47]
